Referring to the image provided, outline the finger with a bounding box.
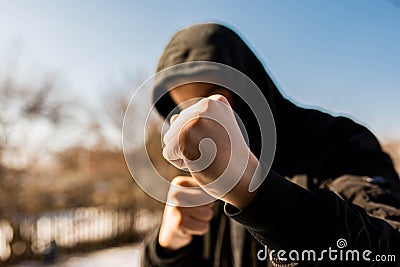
[162,152,184,169]
[162,139,182,163]
[170,114,179,124]
[184,206,214,222]
[163,116,181,146]
[168,187,214,206]
[208,94,230,106]
[181,215,210,236]
[168,178,215,207]
[171,176,199,187]
[163,103,199,144]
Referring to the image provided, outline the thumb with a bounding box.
[168,176,215,207]
[208,94,231,106]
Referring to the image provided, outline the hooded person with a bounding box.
[142,23,400,267]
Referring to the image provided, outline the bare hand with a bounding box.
[158,176,214,251]
[163,95,261,209]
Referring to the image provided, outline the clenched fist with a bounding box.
[158,176,214,250]
[163,95,261,209]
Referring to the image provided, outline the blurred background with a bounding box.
[0,1,399,266]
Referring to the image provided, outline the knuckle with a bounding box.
[170,176,196,187]
[200,98,212,110]
[214,94,227,102]
[170,177,180,185]
[204,209,213,221]
[170,176,189,186]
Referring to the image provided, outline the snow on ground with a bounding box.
[15,243,142,267]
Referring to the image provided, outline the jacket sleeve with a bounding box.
[225,107,400,265]
[225,170,400,265]
[141,226,208,267]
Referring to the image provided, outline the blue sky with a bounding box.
[1,0,399,142]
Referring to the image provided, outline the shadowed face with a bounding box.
[169,82,234,109]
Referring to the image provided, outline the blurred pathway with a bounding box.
[15,243,142,267]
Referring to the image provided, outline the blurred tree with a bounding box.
[0,69,69,217]
[100,71,148,150]
[0,47,167,264]
[0,73,66,169]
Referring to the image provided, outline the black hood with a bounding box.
[151,22,400,185]
[152,23,295,157]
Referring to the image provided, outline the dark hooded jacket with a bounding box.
[142,23,400,267]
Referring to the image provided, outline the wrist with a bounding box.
[158,226,192,251]
[222,154,260,210]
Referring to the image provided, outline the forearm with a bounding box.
[221,152,260,210]
[225,170,400,255]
